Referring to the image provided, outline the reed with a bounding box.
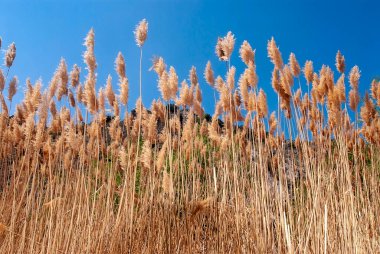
[0,21,379,253]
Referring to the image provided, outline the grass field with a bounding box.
[0,20,379,253]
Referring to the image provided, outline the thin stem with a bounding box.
[131,46,143,244]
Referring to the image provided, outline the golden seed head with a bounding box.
[189,66,198,86]
[335,50,345,73]
[7,76,18,101]
[303,60,314,83]
[349,65,360,90]
[215,31,235,61]
[115,52,126,79]
[289,53,301,77]
[267,37,283,69]
[169,66,178,99]
[134,19,148,47]
[119,77,129,106]
[0,69,4,92]
[204,61,215,86]
[151,56,166,77]
[5,42,16,68]
[239,40,255,66]
[70,64,80,88]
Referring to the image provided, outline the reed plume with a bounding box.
[257,89,268,118]
[215,31,235,61]
[70,64,80,88]
[168,66,178,99]
[245,61,258,88]
[158,70,171,101]
[7,76,18,101]
[289,53,301,77]
[335,50,345,73]
[239,40,255,66]
[204,61,215,86]
[360,93,376,125]
[303,60,314,84]
[83,28,97,114]
[115,52,126,79]
[134,19,148,47]
[267,37,283,69]
[83,28,96,72]
[0,69,4,92]
[349,65,360,90]
[56,58,69,101]
[105,75,115,107]
[151,56,166,77]
[5,42,16,68]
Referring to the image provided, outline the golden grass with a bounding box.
[0,22,379,253]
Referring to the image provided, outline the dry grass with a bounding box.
[0,22,379,253]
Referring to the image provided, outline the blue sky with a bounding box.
[0,0,379,116]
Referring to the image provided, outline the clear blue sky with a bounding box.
[1,0,379,116]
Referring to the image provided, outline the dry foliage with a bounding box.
[0,22,379,253]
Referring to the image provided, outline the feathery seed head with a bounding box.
[169,66,178,99]
[76,84,84,105]
[238,74,249,106]
[215,31,235,61]
[335,50,345,73]
[119,77,129,106]
[336,74,346,103]
[105,75,115,107]
[370,79,380,105]
[7,76,18,101]
[68,89,76,107]
[294,88,302,107]
[0,94,8,115]
[151,56,166,77]
[0,69,4,92]
[178,80,193,107]
[349,65,360,90]
[269,111,277,135]
[226,66,236,90]
[233,89,242,107]
[50,100,57,117]
[289,53,301,77]
[195,84,202,103]
[84,28,95,50]
[303,60,314,83]
[158,70,171,101]
[245,61,258,88]
[204,61,215,86]
[141,140,152,170]
[257,89,268,118]
[239,40,255,66]
[98,87,105,111]
[189,66,198,86]
[267,37,283,69]
[83,28,96,73]
[57,58,69,101]
[5,42,16,68]
[349,89,359,112]
[115,52,126,79]
[360,93,376,125]
[280,65,293,96]
[271,69,281,93]
[134,19,148,47]
[70,64,80,88]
